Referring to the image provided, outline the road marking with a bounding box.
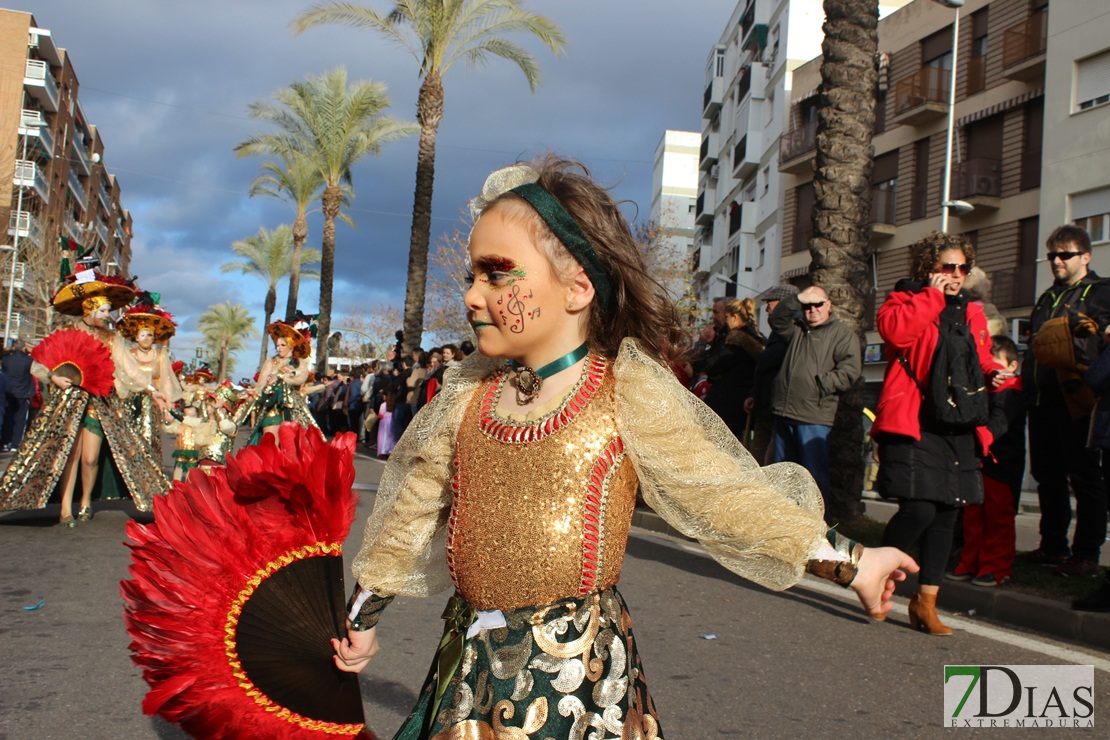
[631,529,1110,673]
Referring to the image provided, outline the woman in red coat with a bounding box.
[873,232,995,635]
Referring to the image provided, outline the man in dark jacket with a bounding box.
[2,340,34,451]
[769,286,861,502]
[1024,224,1110,576]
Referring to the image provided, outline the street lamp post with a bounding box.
[934,0,973,233]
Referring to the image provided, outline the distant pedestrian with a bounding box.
[744,284,799,464]
[703,297,764,442]
[2,339,34,450]
[949,335,1026,587]
[768,285,861,503]
[874,232,994,635]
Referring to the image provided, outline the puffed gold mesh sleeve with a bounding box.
[614,339,828,591]
[351,354,502,599]
[155,349,184,403]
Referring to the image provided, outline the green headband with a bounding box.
[509,182,615,314]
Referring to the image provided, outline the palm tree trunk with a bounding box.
[261,287,276,372]
[218,339,229,383]
[401,73,444,356]
[315,185,341,376]
[811,0,879,524]
[286,212,308,321]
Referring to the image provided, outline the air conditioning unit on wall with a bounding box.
[710,164,720,179]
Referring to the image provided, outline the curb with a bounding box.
[631,508,1110,652]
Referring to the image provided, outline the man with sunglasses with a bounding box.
[768,285,861,508]
[1025,224,1110,579]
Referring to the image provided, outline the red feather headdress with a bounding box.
[30,329,115,396]
[121,425,374,739]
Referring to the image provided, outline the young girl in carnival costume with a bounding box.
[334,157,918,737]
[241,316,319,445]
[118,293,183,461]
[0,273,170,525]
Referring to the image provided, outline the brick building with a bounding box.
[0,9,132,342]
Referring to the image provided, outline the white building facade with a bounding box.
[650,130,700,274]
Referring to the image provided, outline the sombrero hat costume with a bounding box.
[188,365,216,385]
[52,269,137,316]
[267,320,312,360]
[118,292,177,344]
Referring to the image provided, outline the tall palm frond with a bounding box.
[292,1,565,354]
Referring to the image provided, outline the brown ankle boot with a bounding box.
[907,592,953,636]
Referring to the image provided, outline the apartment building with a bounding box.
[0,9,132,341]
[650,130,699,299]
[780,0,1048,381]
[1038,2,1110,295]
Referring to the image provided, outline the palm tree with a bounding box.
[235,68,417,374]
[221,224,322,370]
[809,0,880,523]
[293,1,566,354]
[198,301,260,382]
[246,153,325,322]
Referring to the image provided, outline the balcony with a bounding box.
[23,59,58,112]
[736,65,752,102]
[729,203,744,236]
[779,122,818,173]
[953,157,1002,209]
[93,219,109,248]
[870,186,898,238]
[19,109,53,156]
[14,160,50,203]
[1002,12,1047,82]
[2,262,30,290]
[695,192,713,226]
[64,214,82,242]
[699,131,719,172]
[98,182,111,211]
[8,211,42,246]
[891,66,949,127]
[71,141,91,176]
[68,169,88,210]
[703,76,723,118]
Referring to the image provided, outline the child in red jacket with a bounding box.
[950,335,1027,586]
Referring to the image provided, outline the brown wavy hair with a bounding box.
[485,155,687,364]
[908,231,977,282]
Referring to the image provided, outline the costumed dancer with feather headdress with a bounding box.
[240,314,319,446]
[118,292,183,461]
[0,271,171,526]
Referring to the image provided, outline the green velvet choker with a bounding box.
[510,342,589,404]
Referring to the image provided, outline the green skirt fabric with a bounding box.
[396,587,663,739]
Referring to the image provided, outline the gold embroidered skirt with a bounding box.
[0,387,169,512]
[396,587,662,740]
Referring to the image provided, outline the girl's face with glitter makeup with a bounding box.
[464,205,587,366]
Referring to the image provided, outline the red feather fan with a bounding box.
[30,329,115,396]
[121,425,375,739]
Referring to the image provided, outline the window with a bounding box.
[874,89,887,134]
[688,204,696,214]
[967,9,989,95]
[757,237,766,269]
[794,183,815,253]
[961,114,1003,198]
[912,138,930,220]
[765,91,775,126]
[1076,50,1110,112]
[1073,186,1110,244]
[1021,97,1044,191]
[761,165,770,195]
[871,151,899,224]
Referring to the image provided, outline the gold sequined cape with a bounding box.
[352,338,828,600]
[127,346,184,461]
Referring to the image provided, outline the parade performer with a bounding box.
[0,272,170,525]
[243,317,318,445]
[164,400,204,482]
[197,383,241,466]
[118,293,183,460]
[335,158,917,737]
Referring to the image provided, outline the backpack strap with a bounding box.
[894,350,925,399]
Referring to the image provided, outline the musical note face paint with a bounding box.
[463,206,580,366]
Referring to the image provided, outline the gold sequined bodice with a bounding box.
[130,347,160,383]
[448,356,639,611]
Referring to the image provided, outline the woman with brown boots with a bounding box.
[871,233,997,635]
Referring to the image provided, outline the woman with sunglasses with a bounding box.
[872,232,995,635]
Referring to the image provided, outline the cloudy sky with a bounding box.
[26,0,732,366]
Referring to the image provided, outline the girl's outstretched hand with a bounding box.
[331,626,379,674]
[850,547,919,620]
